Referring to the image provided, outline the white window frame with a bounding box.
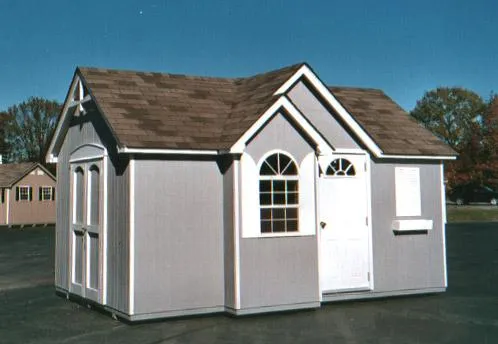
[322,157,357,178]
[258,150,300,235]
[40,186,53,201]
[18,186,30,201]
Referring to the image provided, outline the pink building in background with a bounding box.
[0,162,56,226]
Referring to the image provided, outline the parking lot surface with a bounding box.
[1,223,497,343]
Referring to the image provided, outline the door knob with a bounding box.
[320,221,327,229]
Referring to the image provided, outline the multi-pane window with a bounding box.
[40,187,53,201]
[18,186,30,201]
[259,152,299,233]
[326,158,356,176]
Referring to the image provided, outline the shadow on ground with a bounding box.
[1,224,497,343]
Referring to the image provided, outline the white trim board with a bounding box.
[273,64,457,161]
[117,147,218,155]
[230,96,333,155]
[129,157,135,314]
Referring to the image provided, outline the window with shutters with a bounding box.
[40,186,53,201]
[18,186,31,201]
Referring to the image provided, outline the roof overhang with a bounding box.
[273,64,457,161]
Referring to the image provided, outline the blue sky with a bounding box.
[0,0,497,112]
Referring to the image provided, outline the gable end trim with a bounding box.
[230,96,333,155]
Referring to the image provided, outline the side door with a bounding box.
[70,160,102,302]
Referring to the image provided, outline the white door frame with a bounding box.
[68,144,107,304]
[316,150,374,294]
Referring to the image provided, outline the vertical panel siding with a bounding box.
[370,161,445,291]
[55,109,130,315]
[105,157,130,313]
[133,158,224,315]
[240,112,320,309]
[287,81,361,150]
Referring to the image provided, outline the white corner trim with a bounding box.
[233,159,241,309]
[118,147,218,155]
[102,154,109,305]
[230,96,333,155]
[273,65,383,157]
[129,157,135,314]
[380,154,457,161]
[392,219,433,231]
[440,163,448,287]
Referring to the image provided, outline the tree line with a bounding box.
[0,88,497,189]
[411,88,498,189]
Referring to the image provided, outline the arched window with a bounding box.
[259,152,299,233]
[89,165,100,226]
[74,167,84,224]
[326,158,356,176]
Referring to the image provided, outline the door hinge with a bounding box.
[367,272,371,281]
[365,216,368,226]
[364,162,367,171]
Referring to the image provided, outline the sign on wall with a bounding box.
[395,167,421,217]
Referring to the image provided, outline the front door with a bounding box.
[319,154,371,293]
[70,160,102,302]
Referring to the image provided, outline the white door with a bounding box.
[70,161,102,302]
[319,154,371,293]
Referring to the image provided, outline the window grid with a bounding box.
[259,153,299,234]
[326,158,356,176]
[41,187,52,201]
[19,186,30,201]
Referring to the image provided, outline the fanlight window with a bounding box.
[326,158,356,176]
[259,152,299,234]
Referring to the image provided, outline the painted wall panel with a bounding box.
[9,171,56,224]
[222,159,235,309]
[240,111,320,309]
[133,158,224,314]
[370,160,445,291]
[287,82,361,150]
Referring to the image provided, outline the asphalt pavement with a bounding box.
[0,223,498,343]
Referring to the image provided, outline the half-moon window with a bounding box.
[326,158,356,176]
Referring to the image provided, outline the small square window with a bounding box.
[40,187,53,201]
[19,186,30,201]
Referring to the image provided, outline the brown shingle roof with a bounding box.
[78,63,302,150]
[76,64,455,157]
[329,86,457,156]
[0,163,38,187]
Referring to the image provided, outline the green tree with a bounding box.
[410,87,486,151]
[2,97,61,163]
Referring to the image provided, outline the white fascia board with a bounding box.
[117,147,219,155]
[230,96,333,155]
[380,154,457,161]
[45,74,81,164]
[273,65,383,157]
